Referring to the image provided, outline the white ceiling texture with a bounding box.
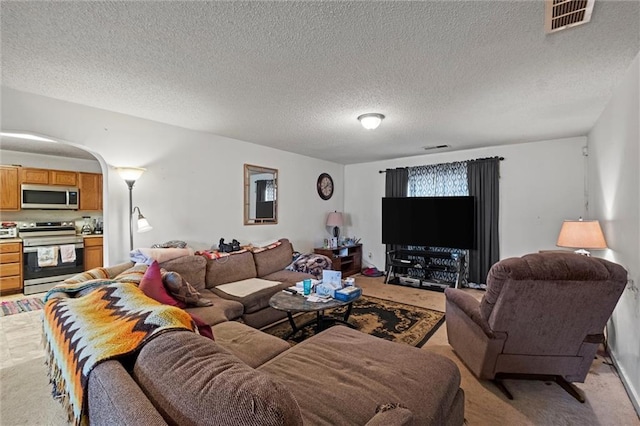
[1,1,639,164]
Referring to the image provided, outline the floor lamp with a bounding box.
[116,167,153,251]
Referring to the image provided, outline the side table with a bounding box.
[269,290,359,340]
[313,244,362,277]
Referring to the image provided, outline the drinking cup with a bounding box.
[303,279,312,295]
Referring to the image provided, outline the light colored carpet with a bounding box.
[0,357,68,425]
[0,276,638,425]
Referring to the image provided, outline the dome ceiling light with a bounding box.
[357,113,385,130]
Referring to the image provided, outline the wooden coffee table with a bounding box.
[269,290,360,339]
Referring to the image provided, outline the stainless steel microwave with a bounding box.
[21,184,79,209]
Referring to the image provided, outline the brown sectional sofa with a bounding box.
[159,238,317,329]
[88,326,465,425]
[94,239,317,329]
[53,238,465,425]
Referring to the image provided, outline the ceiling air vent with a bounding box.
[422,145,450,151]
[545,0,595,33]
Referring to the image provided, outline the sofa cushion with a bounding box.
[259,326,461,425]
[242,306,288,329]
[212,321,290,368]
[62,267,110,284]
[114,263,148,285]
[184,289,244,326]
[104,262,135,279]
[205,251,257,288]
[159,255,207,292]
[253,239,294,277]
[133,331,303,426]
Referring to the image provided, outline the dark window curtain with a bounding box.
[467,158,500,284]
[384,168,408,271]
[255,180,267,202]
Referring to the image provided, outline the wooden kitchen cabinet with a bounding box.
[50,170,78,186]
[0,166,20,211]
[79,172,102,211]
[83,236,103,271]
[21,167,78,186]
[21,167,50,184]
[0,241,23,295]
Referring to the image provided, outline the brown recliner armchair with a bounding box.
[445,252,627,401]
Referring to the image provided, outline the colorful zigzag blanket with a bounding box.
[42,280,195,425]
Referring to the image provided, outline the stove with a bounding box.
[19,221,85,295]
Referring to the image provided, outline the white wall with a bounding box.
[1,88,344,264]
[588,53,640,413]
[345,137,586,270]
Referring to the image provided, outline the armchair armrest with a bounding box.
[444,288,494,337]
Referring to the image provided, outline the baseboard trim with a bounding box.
[609,350,640,417]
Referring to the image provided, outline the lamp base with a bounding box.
[333,226,340,239]
[574,249,591,256]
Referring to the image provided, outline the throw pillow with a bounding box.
[114,264,149,285]
[190,313,214,340]
[139,261,186,308]
[161,270,213,307]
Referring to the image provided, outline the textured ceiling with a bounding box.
[1,1,639,164]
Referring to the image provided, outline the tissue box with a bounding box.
[334,286,362,302]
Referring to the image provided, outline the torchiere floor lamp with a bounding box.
[116,167,153,251]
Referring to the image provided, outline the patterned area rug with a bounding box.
[0,297,45,316]
[263,295,445,348]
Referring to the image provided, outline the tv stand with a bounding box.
[385,249,465,291]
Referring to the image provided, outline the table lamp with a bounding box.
[326,211,344,240]
[556,218,607,256]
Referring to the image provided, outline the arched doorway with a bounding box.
[0,131,111,288]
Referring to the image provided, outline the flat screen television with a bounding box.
[382,196,476,249]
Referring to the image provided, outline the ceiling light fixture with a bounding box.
[357,113,385,130]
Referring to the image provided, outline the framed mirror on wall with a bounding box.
[244,164,278,225]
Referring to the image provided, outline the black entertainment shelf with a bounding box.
[385,249,465,292]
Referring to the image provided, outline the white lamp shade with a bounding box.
[116,167,146,182]
[326,212,344,227]
[358,113,385,130]
[556,220,607,249]
[137,217,153,233]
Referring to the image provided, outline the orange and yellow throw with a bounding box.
[42,280,195,425]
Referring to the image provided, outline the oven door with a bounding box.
[23,242,85,283]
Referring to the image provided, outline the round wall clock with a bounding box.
[317,173,334,200]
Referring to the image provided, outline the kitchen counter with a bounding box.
[0,238,22,243]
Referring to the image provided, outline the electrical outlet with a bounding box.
[368,252,372,259]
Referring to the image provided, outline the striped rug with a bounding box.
[0,297,45,316]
